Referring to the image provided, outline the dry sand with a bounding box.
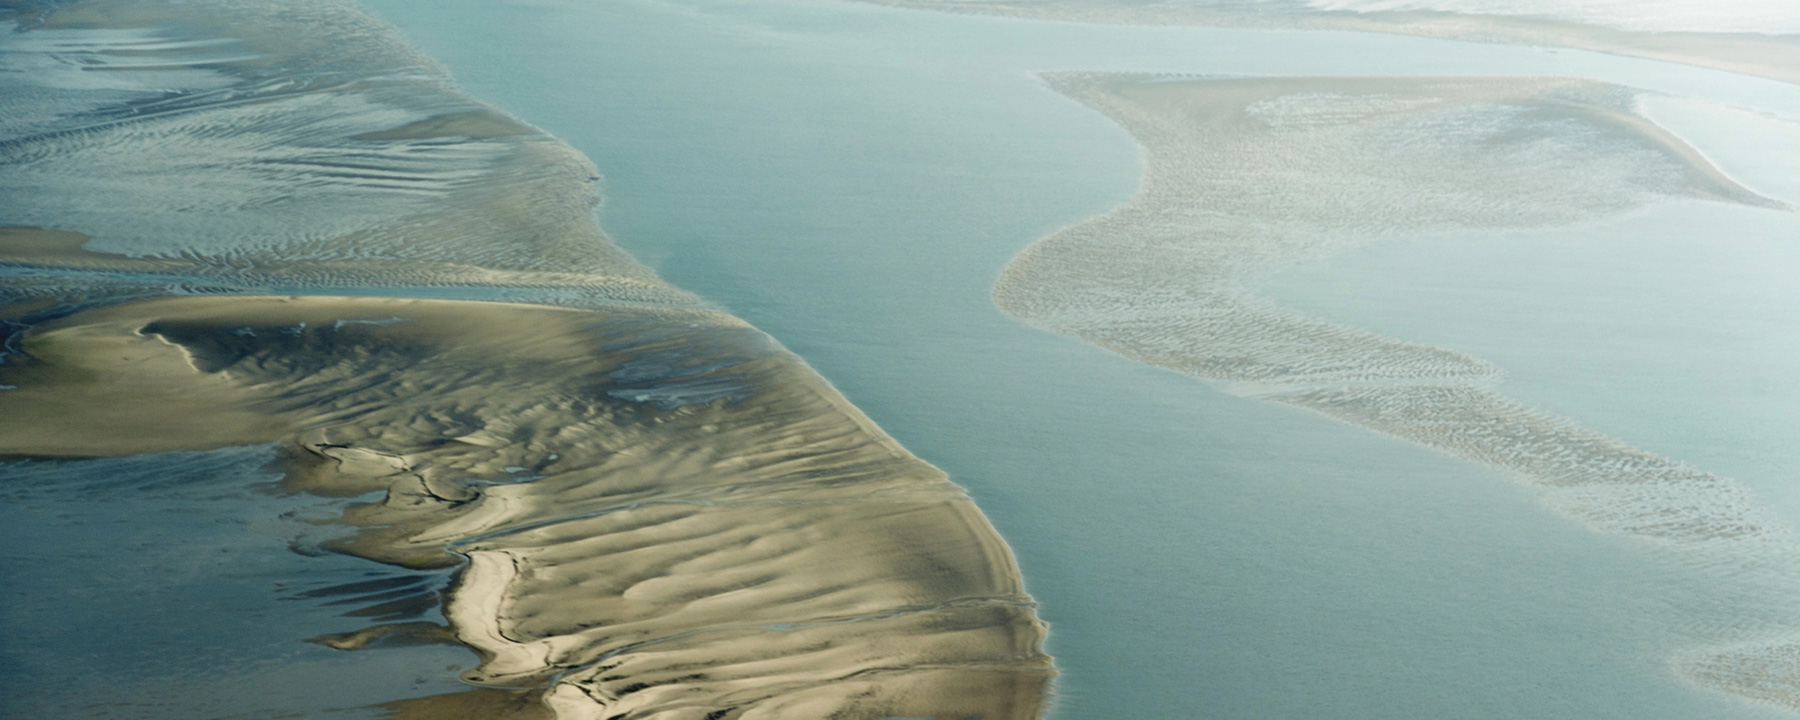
[0,294,1052,719]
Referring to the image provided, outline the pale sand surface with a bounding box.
[992,72,1800,709]
[0,294,1051,719]
[859,0,1800,86]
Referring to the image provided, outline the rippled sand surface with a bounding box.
[0,0,688,307]
[993,72,1800,708]
[999,74,1775,396]
[0,0,1048,717]
[1,295,1050,718]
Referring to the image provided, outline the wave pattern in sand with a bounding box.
[0,1,1049,717]
[1,296,1052,719]
[0,0,690,308]
[993,73,1798,709]
[856,0,1800,86]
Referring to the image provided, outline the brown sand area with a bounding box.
[0,294,1051,719]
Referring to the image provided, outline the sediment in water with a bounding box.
[0,0,1050,717]
[0,0,691,309]
[993,72,1798,709]
[0,294,1052,719]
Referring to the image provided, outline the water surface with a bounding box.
[364,0,1800,717]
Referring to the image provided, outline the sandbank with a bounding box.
[0,0,1052,715]
[0,294,1052,718]
[992,71,1795,709]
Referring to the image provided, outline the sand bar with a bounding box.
[0,293,1053,718]
[993,71,1799,709]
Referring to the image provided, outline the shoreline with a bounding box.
[0,0,1052,715]
[0,292,1055,720]
[993,70,1800,711]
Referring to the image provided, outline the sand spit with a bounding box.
[1000,74,1778,400]
[998,73,1780,540]
[858,0,1800,86]
[994,73,1800,708]
[0,294,1052,719]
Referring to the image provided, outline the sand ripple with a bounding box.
[0,1,1049,716]
[993,72,1798,710]
[0,295,1053,719]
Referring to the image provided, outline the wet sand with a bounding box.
[0,293,1052,718]
[0,0,691,309]
[998,74,1777,394]
[992,72,1800,709]
[0,0,1049,716]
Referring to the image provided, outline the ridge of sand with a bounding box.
[0,0,1050,715]
[0,294,1053,719]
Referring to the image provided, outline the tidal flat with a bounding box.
[7,0,1800,718]
[1,295,1050,718]
[359,0,1800,718]
[0,0,1046,717]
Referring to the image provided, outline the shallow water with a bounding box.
[360,0,1800,717]
[1260,97,1800,526]
[0,447,472,719]
[5,0,1796,715]
[1,1,1045,716]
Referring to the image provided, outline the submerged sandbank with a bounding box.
[859,0,1800,87]
[0,0,1049,716]
[993,72,1798,709]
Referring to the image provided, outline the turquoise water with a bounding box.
[1260,98,1800,525]
[0,448,473,719]
[363,0,1800,717]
